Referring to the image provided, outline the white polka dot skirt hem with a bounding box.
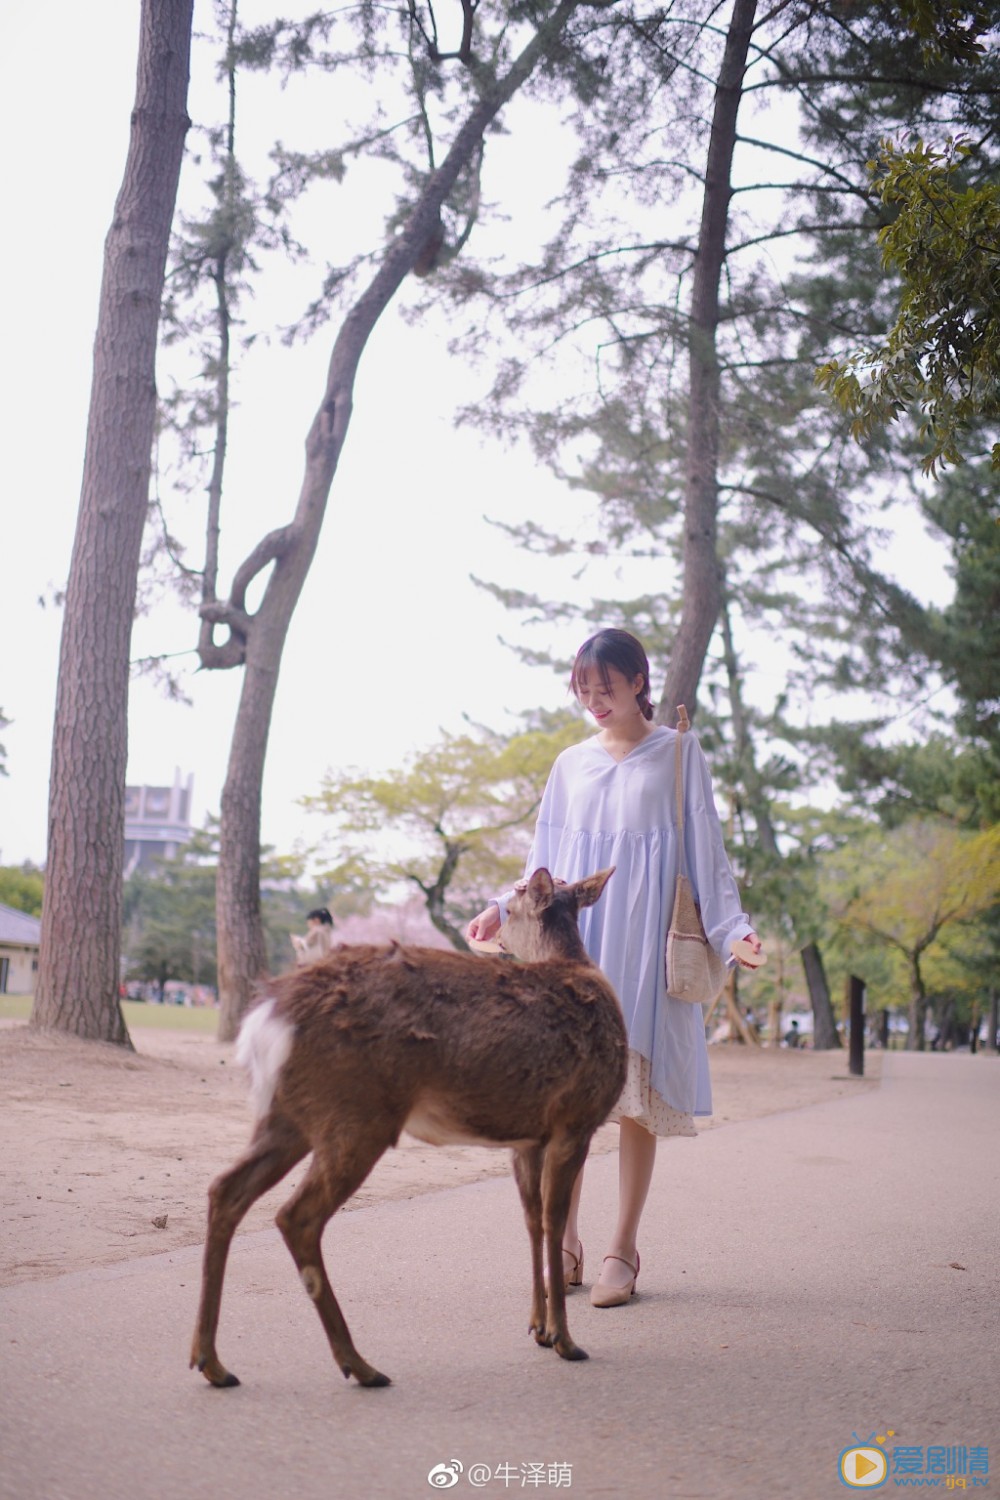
[605,1048,698,1138]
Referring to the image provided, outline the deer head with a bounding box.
[501,867,615,964]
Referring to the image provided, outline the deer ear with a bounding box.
[573,867,615,909]
[526,868,556,908]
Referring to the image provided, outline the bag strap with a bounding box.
[674,704,690,878]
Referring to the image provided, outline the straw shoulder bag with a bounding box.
[664,707,729,1006]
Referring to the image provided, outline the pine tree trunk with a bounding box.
[658,0,758,720]
[906,956,928,1050]
[985,987,998,1054]
[800,941,840,1050]
[32,0,193,1045]
[215,659,273,1039]
[212,0,582,1040]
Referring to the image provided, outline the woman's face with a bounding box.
[575,664,644,727]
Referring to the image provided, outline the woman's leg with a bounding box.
[561,1161,585,1267]
[595,1116,656,1289]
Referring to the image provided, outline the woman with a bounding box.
[291,906,335,968]
[467,629,761,1307]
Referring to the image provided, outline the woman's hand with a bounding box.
[466,903,502,943]
[731,933,765,970]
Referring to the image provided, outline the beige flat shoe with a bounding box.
[544,1241,584,1295]
[590,1252,639,1308]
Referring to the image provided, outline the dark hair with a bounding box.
[307,907,333,926]
[570,629,654,721]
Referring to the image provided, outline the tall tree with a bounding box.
[439,2,997,1040]
[31,0,194,1046]
[660,0,757,718]
[156,0,595,1039]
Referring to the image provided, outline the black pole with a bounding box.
[879,1009,890,1050]
[848,975,865,1077]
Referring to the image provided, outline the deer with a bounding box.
[189,866,626,1390]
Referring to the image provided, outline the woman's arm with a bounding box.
[681,732,755,957]
[465,755,566,940]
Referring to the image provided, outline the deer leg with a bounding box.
[511,1145,547,1343]
[190,1114,308,1387]
[275,1137,393,1388]
[541,1133,593,1362]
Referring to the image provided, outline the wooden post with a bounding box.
[848,975,865,1076]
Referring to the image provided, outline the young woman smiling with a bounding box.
[467,629,761,1307]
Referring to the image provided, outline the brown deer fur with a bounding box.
[189,867,626,1389]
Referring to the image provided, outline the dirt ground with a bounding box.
[0,1020,880,1288]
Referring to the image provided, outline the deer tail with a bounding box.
[235,996,294,1120]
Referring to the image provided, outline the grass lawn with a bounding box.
[0,995,220,1033]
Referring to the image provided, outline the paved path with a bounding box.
[1,1051,997,1500]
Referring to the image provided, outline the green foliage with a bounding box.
[922,912,995,1016]
[824,818,999,993]
[893,0,991,64]
[817,138,1000,476]
[732,801,831,949]
[922,459,1000,748]
[824,730,1000,831]
[305,711,590,941]
[0,862,44,917]
[121,824,325,988]
[822,919,900,1020]
[123,845,219,991]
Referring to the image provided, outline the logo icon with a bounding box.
[428,1460,464,1489]
[839,1435,890,1489]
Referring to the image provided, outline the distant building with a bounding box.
[124,770,194,875]
[0,902,41,994]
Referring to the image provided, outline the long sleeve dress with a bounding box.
[496,725,753,1136]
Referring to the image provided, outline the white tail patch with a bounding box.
[236,997,294,1120]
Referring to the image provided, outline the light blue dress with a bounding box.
[496,726,753,1117]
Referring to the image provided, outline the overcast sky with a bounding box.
[0,3,953,874]
[0,1,601,870]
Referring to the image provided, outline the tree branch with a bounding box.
[229,525,295,611]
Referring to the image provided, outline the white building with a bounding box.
[0,902,41,995]
[123,770,194,875]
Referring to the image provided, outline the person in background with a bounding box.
[467,628,762,1308]
[291,906,335,968]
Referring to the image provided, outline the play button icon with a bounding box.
[839,1445,889,1487]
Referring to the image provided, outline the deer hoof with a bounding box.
[194,1355,241,1387]
[356,1368,391,1388]
[555,1339,588,1362]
